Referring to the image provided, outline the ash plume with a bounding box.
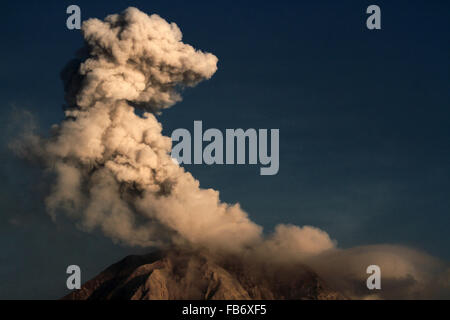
[13,7,449,299]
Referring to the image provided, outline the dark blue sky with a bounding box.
[0,0,449,298]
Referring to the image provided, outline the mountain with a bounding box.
[63,250,345,300]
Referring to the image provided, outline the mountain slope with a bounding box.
[63,250,345,300]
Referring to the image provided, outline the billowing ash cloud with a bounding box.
[20,7,260,251]
[66,8,218,112]
[13,7,449,299]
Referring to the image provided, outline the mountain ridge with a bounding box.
[63,250,346,300]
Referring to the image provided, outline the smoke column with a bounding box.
[15,7,449,299]
[20,7,266,252]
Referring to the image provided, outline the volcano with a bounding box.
[63,250,346,300]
